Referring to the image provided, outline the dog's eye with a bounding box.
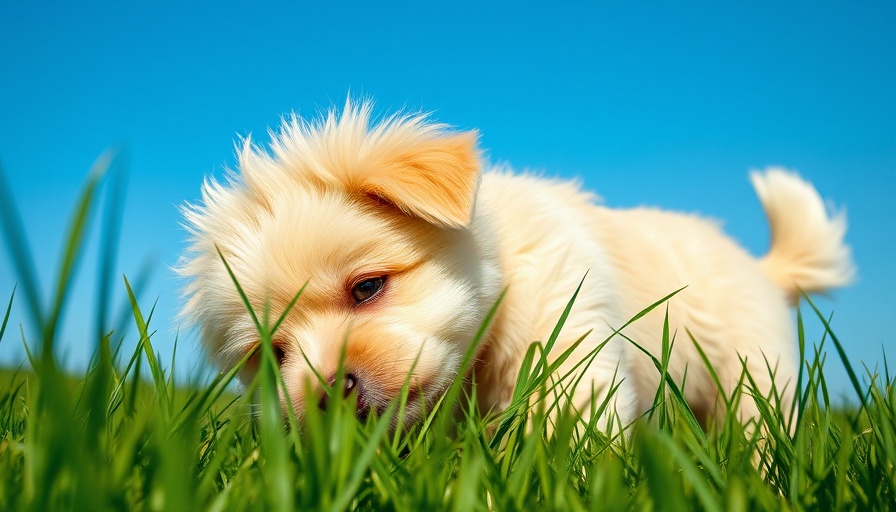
[351,276,385,304]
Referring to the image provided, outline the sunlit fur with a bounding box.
[179,100,854,429]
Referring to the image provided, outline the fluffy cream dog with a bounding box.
[179,101,854,430]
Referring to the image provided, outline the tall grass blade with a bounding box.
[0,286,14,343]
[94,149,128,344]
[803,294,867,409]
[0,164,44,330]
[42,152,111,353]
[111,256,153,359]
[123,275,171,422]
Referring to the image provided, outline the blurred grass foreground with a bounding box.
[0,154,894,511]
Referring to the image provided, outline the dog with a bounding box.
[179,101,854,431]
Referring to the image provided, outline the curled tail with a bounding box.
[750,168,856,302]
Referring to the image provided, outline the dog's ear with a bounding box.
[359,130,481,229]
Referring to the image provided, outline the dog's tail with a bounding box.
[751,168,855,302]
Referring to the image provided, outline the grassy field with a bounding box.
[1,160,894,511]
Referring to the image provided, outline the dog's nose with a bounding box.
[317,373,368,418]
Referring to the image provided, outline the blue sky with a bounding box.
[1,2,893,397]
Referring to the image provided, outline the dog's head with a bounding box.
[179,101,502,424]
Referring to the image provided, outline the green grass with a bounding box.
[1,156,894,511]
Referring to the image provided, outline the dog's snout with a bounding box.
[317,373,369,419]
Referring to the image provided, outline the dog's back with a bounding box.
[475,168,854,428]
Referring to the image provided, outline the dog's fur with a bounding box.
[179,101,854,429]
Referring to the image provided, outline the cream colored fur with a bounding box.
[179,101,854,431]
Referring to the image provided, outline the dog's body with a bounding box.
[180,102,853,429]
[474,170,852,427]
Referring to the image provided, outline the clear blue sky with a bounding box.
[1,2,894,397]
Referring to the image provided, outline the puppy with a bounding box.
[179,101,854,430]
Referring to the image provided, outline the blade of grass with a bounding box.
[0,285,14,342]
[111,256,154,358]
[332,402,395,511]
[0,163,44,329]
[42,152,111,354]
[94,148,127,344]
[123,275,171,423]
[216,245,295,511]
[803,294,867,411]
